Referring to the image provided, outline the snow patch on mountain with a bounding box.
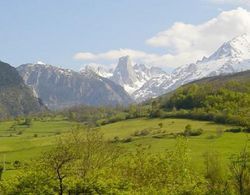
[17,62,133,109]
[83,56,168,95]
[81,63,113,78]
[132,34,250,102]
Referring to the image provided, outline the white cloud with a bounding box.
[146,7,250,65]
[75,49,146,61]
[74,48,206,68]
[74,49,173,67]
[74,8,250,68]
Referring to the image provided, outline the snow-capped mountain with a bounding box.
[81,64,113,78]
[110,56,141,94]
[17,63,133,109]
[132,34,250,101]
[83,56,168,94]
[24,34,250,106]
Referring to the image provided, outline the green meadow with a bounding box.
[0,119,77,163]
[99,118,248,168]
[0,117,247,178]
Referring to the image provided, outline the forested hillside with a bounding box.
[153,70,250,127]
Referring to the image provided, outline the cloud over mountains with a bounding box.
[74,8,250,69]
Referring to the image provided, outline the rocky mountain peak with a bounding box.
[208,34,250,61]
[114,56,136,77]
[132,34,250,102]
[36,61,46,65]
[111,56,138,93]
[84,55,168,95]
[117,55,132,67]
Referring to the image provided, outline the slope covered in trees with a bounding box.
[153,70,250,127]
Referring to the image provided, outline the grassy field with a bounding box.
[0,117,248,177]
[0,118,77,166]
[99,118,249,169]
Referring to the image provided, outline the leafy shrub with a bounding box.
[123,137,133,143]
[184,128,203,136]
[158,122,163,128]
[112,136,120,143]
[152,134,167,139]
[206,135,217,139]
[96,119,107,126]
[133,129,150,137]
[16,130,23,135]
[140,129,150,136]
[22,118,32,126]
[0,165,3,180]
[13,160,21,169]
[243,127,250,133]
[225,128,242,133]
[185,124,192,131]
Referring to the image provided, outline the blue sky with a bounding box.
[0,0,249,71]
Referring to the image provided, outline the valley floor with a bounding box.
[0,117,247,178]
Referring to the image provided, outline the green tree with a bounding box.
[158,122,163,128]
[41,134,77,195]
[0,165,3,180]
[203,151,228,194]
[229,145,250,195]
[23,118,32,127]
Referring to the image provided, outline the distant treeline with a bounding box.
[59,80,250,129]
[60,104,150,126]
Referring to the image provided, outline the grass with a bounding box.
[0,117,248,177]
[99,118,249,170]
[0,118,77,163]
[99,117,235,138]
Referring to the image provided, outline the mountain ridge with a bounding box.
[17,63,133,110]
[83,56,168,94]
[132,34,250,101]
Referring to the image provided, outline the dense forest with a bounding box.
[155,71,250,128]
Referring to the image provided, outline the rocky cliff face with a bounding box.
[110,56,139,93]
[85,56,168,94]
[17,63,133,110]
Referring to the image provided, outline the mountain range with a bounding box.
[17,63,132,110]
[85,56,167,94]
[16,57,165,110]
[1,34,250,114]
[132,34,250,101]
[87,34,250,102]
